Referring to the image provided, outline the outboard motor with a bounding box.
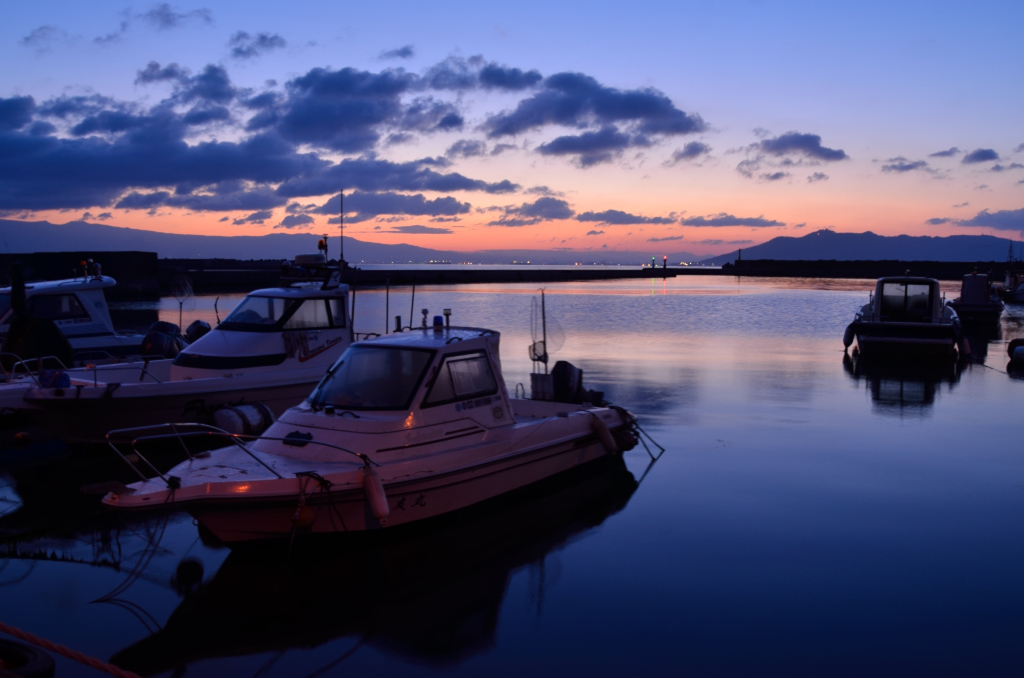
[141,321,188,359]
[185,319,211,344]
[552,360,585,403]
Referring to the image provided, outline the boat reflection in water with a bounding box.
[843,352,961,415]
[111,454,639,675]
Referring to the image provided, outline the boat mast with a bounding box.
[339,189,345,265]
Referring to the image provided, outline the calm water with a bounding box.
[2,276,1022,676]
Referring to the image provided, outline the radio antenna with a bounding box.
[339,189,345,265]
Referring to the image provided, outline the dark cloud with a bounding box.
[386,224,453,234]
[483,71,705,140]
[116,191,171,209]
[926,217,950,225]
[398,98,463,133]
[671,141,710,162]
[491,143,516,156]
[957,207,1024,231]
[881,157,929,173]
[962,148,999,164]
[681,213,784,227]
[233,209,273,225]
[576,209,674,225]
[585,229,604,235]
[182,105,231,126]
[180,65,236,104]
[0,97,35,131]
[929,147,960,158]
[20,25,65,51]
[136,61,189,85]
[273,66,415,152]
[488,197,574,227]
[446,139,486,158]
[229,31,287,60]
[380,45,414,60]
[276,156,518,198]
[991,163,1024,172]
[761,171,789,181]
[141,4,213,30]
[758,132,848,161]
[537,126,635,167]
[312,190,470,223]
[276,213,315,229]
[648,235,684,242]
[807,172,829,183]
[479,64,542,90]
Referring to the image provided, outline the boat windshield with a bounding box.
[219,296,292,331]
[310,346,434,410]
[880,283,933,322]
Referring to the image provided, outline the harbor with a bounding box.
[1,274,1022,676]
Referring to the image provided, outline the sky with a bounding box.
[1,0,1022,257]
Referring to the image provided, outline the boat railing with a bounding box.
[106,422,377,488]
[0,353,71,385]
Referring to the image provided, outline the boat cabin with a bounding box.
[0,275,143,356]
[868,277,945,323]
[170,282,352,379]
[303,326,510,430]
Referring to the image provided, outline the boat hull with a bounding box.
[170,431,617,543]
[22,380,317,442]
[851,320,959,360]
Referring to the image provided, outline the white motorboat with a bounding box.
[843,276,963,360]
[101,324,641,543]
[19,275,353,442]
[0,271,143,359]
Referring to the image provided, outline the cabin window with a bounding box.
[220,296,290,330]
[327,298,347,327]
[880,283,932,322]
[423,351,498,407]
[310,346,433,410]
[27,294,89,321]
[283,299,331,329]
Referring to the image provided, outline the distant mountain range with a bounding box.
[1,219,1019,265]
[0,219,698,265]
[700,229,1022,265]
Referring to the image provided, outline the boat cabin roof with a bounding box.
[874,276,940,288]
[355,327,498,350]
[246,283,350,299]
[0,275,116,295]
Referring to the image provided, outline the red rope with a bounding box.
[0,620,140,678]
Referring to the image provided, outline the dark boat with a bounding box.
[843,276,962,361]
[948,272,1003,325]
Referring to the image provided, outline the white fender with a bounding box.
[362,466,390,524]
[843,324,856,349]
[590,413,619,454]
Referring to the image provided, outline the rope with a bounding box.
[0,620,141,678]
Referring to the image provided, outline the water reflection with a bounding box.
[111,456,638,675]
[843,352,961,415]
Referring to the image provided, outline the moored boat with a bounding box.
[18,272,353,442]
[843,276,963,360]
[0,267,144,360]
[101,323,640,543]
[949,272,1003,324]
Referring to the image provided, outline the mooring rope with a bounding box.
[0,620,140,678]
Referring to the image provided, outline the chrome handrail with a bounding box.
[105,422,376,488]
[0,352,71,386]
